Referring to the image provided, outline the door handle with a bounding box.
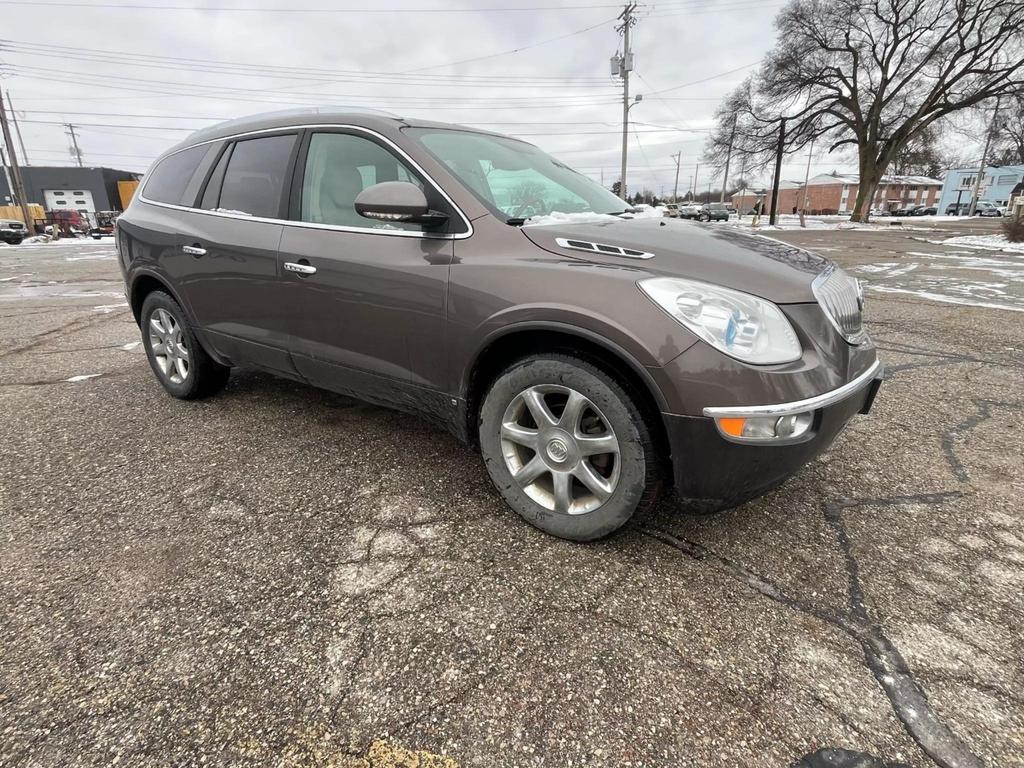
[284,261,317,276]
[182,245,206,256]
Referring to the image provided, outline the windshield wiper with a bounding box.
[506,217,527,226]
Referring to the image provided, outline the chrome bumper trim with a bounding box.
[702,359,883,419]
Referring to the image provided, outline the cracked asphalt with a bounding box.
[1,222,1021,768]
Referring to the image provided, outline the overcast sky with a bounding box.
[2,0,873,195]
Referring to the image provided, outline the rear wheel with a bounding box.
[141,291,229,399]
[479,354,661,541]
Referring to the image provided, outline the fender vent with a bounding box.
[555,237,654,260]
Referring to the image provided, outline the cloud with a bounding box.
[4,0,841,193]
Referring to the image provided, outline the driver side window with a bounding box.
[299,132,424,232]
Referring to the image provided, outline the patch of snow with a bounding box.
[939,234,1024,253]
[865,284,1024,313]
[65,374,102,383]
[524,211,623,227]
[93,302,128,314]
[121,341,142,351]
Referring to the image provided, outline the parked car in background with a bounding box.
[905,205,928,216]
[945,202,969,215]
[663,203,680,218]
[117,109,882,542]
[919,206,937,215]
[677,202,703,220]
[89,211,120,239]
[698,202,730,222]
[0,218,27,245]
[975,201,1002,217]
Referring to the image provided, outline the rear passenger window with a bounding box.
[200,145,233,210]
[217,135,295,218]
[143,144,212,205]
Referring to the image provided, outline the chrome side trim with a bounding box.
[702,359,883,419]
[554,237,654,260]
[137,123,474,241]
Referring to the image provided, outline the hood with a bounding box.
[520,217,828,303]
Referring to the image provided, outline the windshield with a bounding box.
[406,127,627,222]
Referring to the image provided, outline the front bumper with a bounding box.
[663,362,883,508]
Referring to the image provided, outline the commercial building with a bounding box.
[0,165,142,224]
[936,165,1024,212]
[731,172,943,215]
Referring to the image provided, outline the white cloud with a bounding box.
[5,0,862,195]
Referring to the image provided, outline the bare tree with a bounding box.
[890,124,945,178]
[993,92,1024,164]
[704,0,1024,221]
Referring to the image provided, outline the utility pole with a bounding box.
[66,123,84,167]
[0,89,32,230]
[671,151,681,201]
[613,2,637,202]
[769,117,786,226]
[7,92,29,166]
[968,98,1000,217]
[692,161,699,199]
[719,116,736,203]
[799,138,814,227]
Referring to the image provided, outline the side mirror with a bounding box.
[354,181,448,228]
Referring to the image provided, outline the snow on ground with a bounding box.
[934,234,1024,253]
[851,250,1024,313]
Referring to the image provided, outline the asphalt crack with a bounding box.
[642,491,985,768]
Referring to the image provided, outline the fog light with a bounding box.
[775,412,813,438]
[714,411,813,442]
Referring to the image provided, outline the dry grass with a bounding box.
[1002,215,1024,243]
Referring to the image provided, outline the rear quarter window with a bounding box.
[143,144,214,205]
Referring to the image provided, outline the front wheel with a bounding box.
[141,291,230,399]
[479,354,661,541]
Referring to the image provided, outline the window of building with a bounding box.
[143,144,213,205]
[217,134,296,219]
[997,174,1017,185]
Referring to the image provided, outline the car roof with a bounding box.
[161,107,520,160]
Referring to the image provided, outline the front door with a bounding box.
[278,130,456,400]
[176,132,299,374]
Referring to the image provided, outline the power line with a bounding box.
[0,0,625,11]
[0,41,616,87]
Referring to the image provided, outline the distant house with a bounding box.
[0,165,142,223]
[731,172,943,215]
[731,180,803,214]
[937,165,1024,212]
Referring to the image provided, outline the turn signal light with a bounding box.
[714,412,813,442]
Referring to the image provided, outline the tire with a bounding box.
[140,291,230,399]
[479,354,662,541]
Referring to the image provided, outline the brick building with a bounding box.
[731,172,943,215]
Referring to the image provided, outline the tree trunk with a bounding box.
[850,154,883,222]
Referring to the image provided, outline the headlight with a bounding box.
[638,277,802,364]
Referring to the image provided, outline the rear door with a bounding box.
[175,132,300,373]
[277,129,459,399]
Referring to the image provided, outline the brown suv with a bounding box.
[117,109,882,541]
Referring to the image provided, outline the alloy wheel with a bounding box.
[500,384,621,515]
[148,307,190,385]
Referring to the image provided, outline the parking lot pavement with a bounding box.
[1,233,1021,768]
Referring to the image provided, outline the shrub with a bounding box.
[1002,216,1024,243]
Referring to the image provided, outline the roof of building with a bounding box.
[806,172,942,186]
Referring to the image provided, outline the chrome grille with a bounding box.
[812,266,866,344]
